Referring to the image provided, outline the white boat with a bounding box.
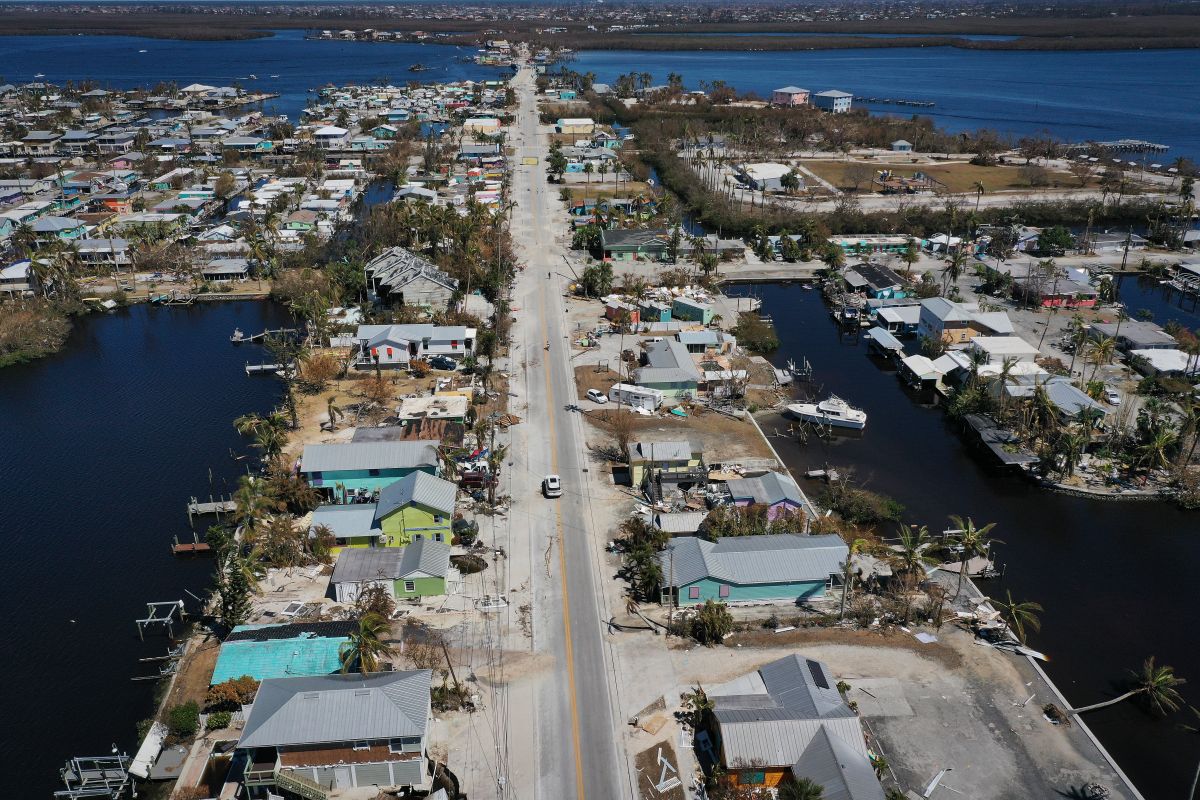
[787,395,867,430]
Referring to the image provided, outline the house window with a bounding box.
[719,585,730,598]
[434,515,445,524]
[742,771,766,786]
[403,580,416,593]
[434,533,444,543]
[688,587,701,600]
[369,468,381,477]
[352,740,370,751]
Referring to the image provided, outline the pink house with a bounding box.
[771,86,811,107]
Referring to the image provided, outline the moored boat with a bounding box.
[786,395,868,430]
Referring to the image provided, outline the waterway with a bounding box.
[0,28,496,121]
[573,47,1200,162]
[0,301,291,797]
[730,282,1200,800]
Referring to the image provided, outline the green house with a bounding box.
[330,539,454,603]
[671,296,714,324]
[600,228,670,261]
[659,534,847,607]
[308,471,457,553]
[301,440,440,502]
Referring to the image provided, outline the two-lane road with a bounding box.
[506,64,628,800]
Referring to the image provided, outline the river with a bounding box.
[573,47,1200,162]
[729,281,1200,800]
[0,301,290,797]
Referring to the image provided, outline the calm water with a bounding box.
[0,29,496,120]
[0,301,290,796]
[574,47,1200,161]
[631,31,1019,41]
[731,283,1199,800]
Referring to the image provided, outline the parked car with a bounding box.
[1104,387,1121,405]
[428,355,457,371]
[460,470,493,488]
[542,474,562,498]
[586,389,608,404]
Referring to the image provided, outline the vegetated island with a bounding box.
[1,6,1199,50]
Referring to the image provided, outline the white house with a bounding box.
[353,324,476,369]
[312,125,351,149]
[812,90,853,113]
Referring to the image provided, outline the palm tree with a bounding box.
[779,777,825,800]
[1087,336,1117,384]
[326,397,343,431]
[1067,657,1185,716]
[941,248,969,294]
[1136,427,1178,477]
[894,524,938,576]
[972,180,985,214]
[339,612,396,674]
[991,590,1042,644]
[947,516,999,598]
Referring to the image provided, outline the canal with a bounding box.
[0,301,291,797]
[733,282,1200,800]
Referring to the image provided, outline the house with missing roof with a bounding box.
[308,471,457,551]
[300,440,440,501]
[330,538,455,603]
[211,621,356,685]
[703,654,884,798]
[238,671,433,795]
[658,534,847,607]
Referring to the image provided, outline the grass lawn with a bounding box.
[801,159,1093,194]
[562,182,652,201]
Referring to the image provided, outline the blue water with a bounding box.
[631,31,1019,41]
[0,302,290,796]
[0,28,496,120]
[574,47,1200,160]
[735,284,1200,800]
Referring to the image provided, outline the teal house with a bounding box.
[658,534,847,607]
[633,338,701,400]
[301,440,440,502]
[671,296,714,324]
[210,621,355,684]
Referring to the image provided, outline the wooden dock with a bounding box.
[231,327,299,344]
[245,363,284,375]
[172,540,212,557]
[186,495,235,527]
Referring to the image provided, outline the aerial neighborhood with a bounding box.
[2,18,1198,800]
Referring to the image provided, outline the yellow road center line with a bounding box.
[531,123,588,800]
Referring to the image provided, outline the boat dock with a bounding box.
[245,363,284,375]
[186,495,235,526]
[854,96,935,108]
[231,327,299,344]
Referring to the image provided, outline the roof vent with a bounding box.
[302,692,320,699]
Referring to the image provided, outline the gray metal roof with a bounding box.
[652,511,707,535]
[726,471,805,508]
[330,538,450,583]
[310,504,381,540]
[707,654,868,770]
[301,441,439,473]
[238,671,432,749]
[790,727,885,800]
[377,471,457,517]
[365,246,458,292]
[631,440,695,462]
[397,538,451,579]
[660,534,847,588]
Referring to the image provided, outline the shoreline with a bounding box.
[745,403,1148,798]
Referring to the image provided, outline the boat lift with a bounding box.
[135,600,185,641]
[54,755,132,799]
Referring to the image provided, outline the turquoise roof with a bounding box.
[211,632,346,684]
